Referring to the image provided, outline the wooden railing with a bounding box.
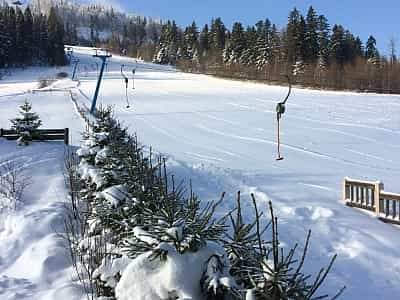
[344,177,400,225]
[0,128,69,145]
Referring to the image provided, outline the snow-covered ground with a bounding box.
[0,69,85,299]
[1,46,400,299]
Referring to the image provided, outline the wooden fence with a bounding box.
[0,128,69,145]
[344,177,400,225]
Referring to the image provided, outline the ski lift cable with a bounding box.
[275,75,292,161]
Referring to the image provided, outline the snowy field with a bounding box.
[1,46,400,299]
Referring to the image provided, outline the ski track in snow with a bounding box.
[1,46,400,299]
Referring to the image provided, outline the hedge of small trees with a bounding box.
[64,107,345,300]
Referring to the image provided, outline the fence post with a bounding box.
[374,182,383,217]
[64,128,69,145]
[343,177,348,202]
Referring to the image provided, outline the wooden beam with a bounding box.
[0,128,70,145]
[380,191,400,201]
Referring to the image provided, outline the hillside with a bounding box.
[0,47,400,299]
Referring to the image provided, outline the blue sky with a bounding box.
[113,0,398,54]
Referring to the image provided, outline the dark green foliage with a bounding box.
[305,6,319,62]
[365,35,379,60]
[47,7,67,66]
[0,3,66,68]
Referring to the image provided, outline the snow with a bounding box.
[93,255,132,288]
[0,65,86,299]
[165,225,184,241]
[115,242,228,300]
[1,45,400,299]
[71,46,400,299]
[78,160,105,187]
[0,141,86,300]
[97,184,131,207]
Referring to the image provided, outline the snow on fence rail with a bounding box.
[343,177,400,225]
[0,128,69,145]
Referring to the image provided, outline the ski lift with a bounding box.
[121,64,130,108]
[275,75,292,161]
[131,60,137,90]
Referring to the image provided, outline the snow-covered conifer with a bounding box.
[10,99,42,145]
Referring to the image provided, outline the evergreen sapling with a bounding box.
[10,99,42,145]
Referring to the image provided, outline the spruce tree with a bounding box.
[6,6,17,66]
[255,20,270,69]
[199,24,210,57]
[23,6,33,65]
[305,6,319,62]
[330,25,346,65]
[365,35,379,60]
[0,7,5,68]
[209,17,226,52]
[182,21,198,59]
[47,6,66,66]
[10,99,42,145]
[15,7,25,65]
[229,22,245,63]
[317,14,330,66]
[241,25,257,65]
[297,16,307,62]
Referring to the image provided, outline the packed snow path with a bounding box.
[0,46,400,299]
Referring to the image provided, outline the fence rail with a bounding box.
[344,177,400,225]
[0,128,69,145]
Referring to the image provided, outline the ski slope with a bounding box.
[1,46,400,299]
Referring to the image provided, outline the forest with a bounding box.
[154,7,400,93]
[0,4,66,68]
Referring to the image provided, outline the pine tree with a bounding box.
[38,13,48,63]
[15,7,25,65]
[183,21,198,59]
[5,6,16,66]
[23,6,33,65]
[270,24,281,64]
[47,6,66,66]
[0,7,6,68]
[305,6,319,62]
[255,20,270,69]
[365,35,379,60]
[209,17,226,52]
[241,25,257,66]
[330,24,346,65]
[297,16,307,62]
[10,99,42,145]
[285,8,301,64]
[228,22,245,63]
[199,24,210,57]
[316,14,330,66]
